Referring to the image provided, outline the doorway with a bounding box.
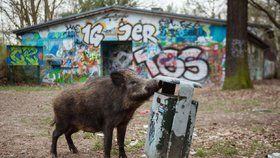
[101,41,133,76]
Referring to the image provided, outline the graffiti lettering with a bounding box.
[81,23,105,46]
[6,46,43,65]
[133,46,209,82]
[65,24,80,33]
[118,20,158,43]
[133,46,160,77]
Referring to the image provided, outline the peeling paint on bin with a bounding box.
[183,100,198,157]
[145,93,178,157]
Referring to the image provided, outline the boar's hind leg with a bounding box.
[117,124,128,158]
[65,127,79,153]
[50,123,68,158]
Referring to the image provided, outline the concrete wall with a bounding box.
[248,43,264,80]
[264,59,276,79]
[20,12,228,84]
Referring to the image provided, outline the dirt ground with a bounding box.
[0,80,279,158]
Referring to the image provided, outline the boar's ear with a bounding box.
[110,71,125,86]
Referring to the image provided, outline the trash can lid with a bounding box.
[154,76,202,88]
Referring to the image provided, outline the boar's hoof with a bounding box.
[70,147,78,154]
[51,153,57,158]
[119,154,127,158]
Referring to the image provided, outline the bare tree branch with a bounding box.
[0,6,21,28]
[1,0,65,29]
[274,0,280,4]
[249,0,280,29]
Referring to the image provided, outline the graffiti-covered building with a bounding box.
[11,6,274,85]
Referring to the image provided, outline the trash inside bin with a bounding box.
[144,76,201,158]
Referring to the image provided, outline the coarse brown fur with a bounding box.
[50,70,160,158]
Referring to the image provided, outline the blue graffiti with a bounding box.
[209,25,226,42]
[6,46,43,65]
[22,31,76,57]
[157,19,207,44]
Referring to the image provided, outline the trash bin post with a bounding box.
[144,76,200,158]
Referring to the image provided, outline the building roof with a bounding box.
[13,5,271,35]
[248,31,270,49]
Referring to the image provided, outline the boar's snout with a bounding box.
[145,80,161,93]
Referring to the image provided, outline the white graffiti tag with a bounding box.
[118,20,158,43]
[133,46,209,81]
[81,23,105,47]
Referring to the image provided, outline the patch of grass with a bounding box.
[0,85,61,91]
[131,140,145,150]
[230,99,261,108]
[195,148,208,157]
[251,140,263,151]
[111,148,118,156]
[41,116,53,126]
[242,99,261,106]
[251,126,265,133]
[83,132,94,139]
[126,139,145,152]
[202,100,234,113]
[243,140,264,156]
[200,104,215,112]
[210,140,238,156]
[201,98,261,113]
[274,143,280,150]
[92,136,103,151]
[19,117,31,124]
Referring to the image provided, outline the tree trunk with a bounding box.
[44,0,50,22]
[223,0,253,90]
[275,30,280,78]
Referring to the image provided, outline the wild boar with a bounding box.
[50,69,160,158]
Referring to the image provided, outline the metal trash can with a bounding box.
[144,76,201,158]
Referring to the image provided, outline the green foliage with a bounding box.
[126,140,145,152]
[243,140,264,156]
[194,141,238,157]
[111,148,118,156]
[195,148,208,157]
[92,135,103,150]
[275,143,280,150]
[83,132,94,139]
[211,140,238,156]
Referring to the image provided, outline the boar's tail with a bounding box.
[50,119,56,127]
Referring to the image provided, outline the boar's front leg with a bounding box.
[104,124,114,158]
[117,123,128,158]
